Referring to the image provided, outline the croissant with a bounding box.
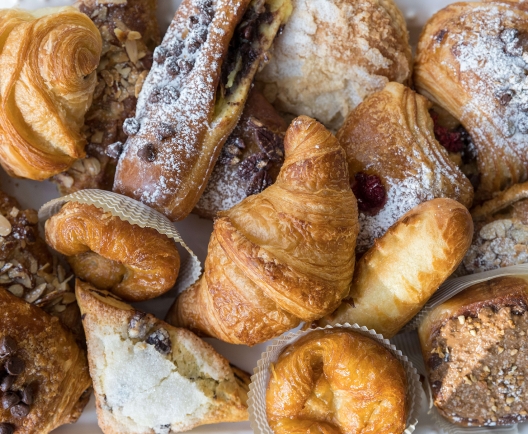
[167,116,359,346]
[337,82,474,254]
[53,0,159,194]
[0,7,102,180]
[414,1,528,202]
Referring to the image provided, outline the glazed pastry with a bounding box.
[113,0,293,221]
[256,0,412,132]
[266,329,408,433]
[414,1,528,202]
[0,190,81,340]
[53,0,160,195]
[167,116,359,346]
[0,288,91,433]
[419,276,528,426]
[318,198,473,338]
[76,280,251,433]
[45,202,180,302]
[337,82,474,255]
[0,7,102,180]
[194,87,287,219]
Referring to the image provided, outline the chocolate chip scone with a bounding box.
[53,0,160,194]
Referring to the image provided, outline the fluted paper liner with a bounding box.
[248,323,421,434]
[38,189,202,294]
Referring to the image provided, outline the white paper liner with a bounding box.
[402,264,528,333]
[38,189,202,294]
[247,323,422,434]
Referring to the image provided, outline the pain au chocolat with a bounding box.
[113,0,292,221]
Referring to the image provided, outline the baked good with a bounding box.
[167,116,359,346]
[194,87,287,219]
[113,0,292,221]
[266,328,408,433]
[459,181,528,275]
[337,82,474,255]
[318,198,473,338]
[0,190,82,341]
[53,0,159,195]
[256,0,412,132]
[44,202,180,302]
[76,279,251,433]
[0,287,91,433]
[0,7,102,180]
[419,276,528,426]
[414,1,528,202]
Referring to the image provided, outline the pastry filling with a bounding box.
[429,306,528,426]
[351,173,387,215]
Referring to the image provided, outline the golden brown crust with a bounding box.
[414,1,528,202]
[337,82,474,254]
[168,116,358,346]
[318,198,473,338]
[0,288,91,433]
[113,0,292,221]
[266,329,408,434]
[45,202,180,301]
[0,7,102,180]
[53,0,160,194]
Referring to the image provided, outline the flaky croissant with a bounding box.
[414,1,528,202]
[0,7,102,180]
[167,116,359,346]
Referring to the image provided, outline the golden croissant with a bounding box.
[0,7,102,180]
[167,116,359,346]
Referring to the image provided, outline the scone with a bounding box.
[76,280,250,433]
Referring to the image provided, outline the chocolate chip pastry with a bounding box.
[113,0,293,221]
[419,276,528,426]
[194,87,287,219]
[53,0,160,194]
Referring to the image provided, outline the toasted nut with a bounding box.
[7,284,24,297]
[511,349,519,356]
[458,315,465,325]
[0,215,12,237]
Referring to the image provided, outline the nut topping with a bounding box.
[0,215,12,237]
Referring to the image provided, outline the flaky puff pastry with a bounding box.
[337,82,474,254]
[0,288,91,433]
[167,116,359,346]
[266,329,408,434]
[0,7,101,180]
[317,198,473,338]
[414,1,528,202]
[45,202,180,302]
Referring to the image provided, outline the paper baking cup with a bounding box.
[248,323,421,434]
[38,189,202,294]
[402,264,528,333]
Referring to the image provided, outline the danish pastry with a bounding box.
[414,1,528,202]
[76,280,251,433]
[44,202,180,302]
[53,0,159,195]
[266,329,408,433]
[337,82,474,254]
[318,198,473,338]
[0,7,102,180]
[167,116,358,346]
[419,276,528,426]
[0,287,91,433]
[113,0,292,221]
[256,0,412,132]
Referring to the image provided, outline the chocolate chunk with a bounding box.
[106,142,124,159]
[149,88,162,103]
[21,382,37,405]
[177,59,193,75]
[10,403,29,418]
[519,117,528,134]
[146,328,171,355]
[428,353,444,371]
[166,56,181,76]
[5,357,24,376]
[162,86,180,104]
[497,89,515,105]
[128,312,149,340]
[1,392,19,410]
[258,11,274,25]
[198,12,212,26]
[242,24,254,41]
[137,144,157,162]
[246,170,273,196]
[249,118,284,162]
[169,40,184,58]
[186,37,201,54]
[501,28,523,56]
[238,153,271,180]
[157,123,175,140]
[0,337,16,358]
[195,29,208,44]
[189,15,199,28]
[0,423,14,434]
[123,118,140,136]
[435,29,448,43]
[154,46,169,64]
[0,375,15,392]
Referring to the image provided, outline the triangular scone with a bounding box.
[76,280,250,434]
